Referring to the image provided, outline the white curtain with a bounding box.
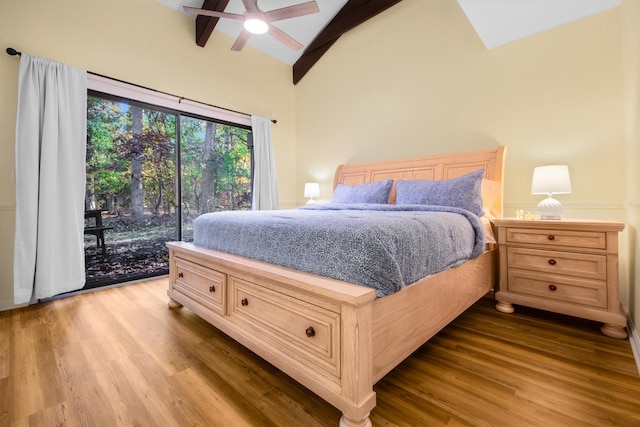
[13,54,87,304]
[251,116,279,210]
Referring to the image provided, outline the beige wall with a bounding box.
[0,0,297,309]
[295,1,632,318]
[295,1,625,210]
[623,0,640,331]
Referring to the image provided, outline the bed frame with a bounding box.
[167,146,506,427]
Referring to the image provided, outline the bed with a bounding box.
[166,146,506,427]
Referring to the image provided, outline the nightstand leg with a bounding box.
[600,323,628,339]
[168,298,183,309]
[495,301,515,314]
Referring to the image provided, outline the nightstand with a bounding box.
[494,218,627,339]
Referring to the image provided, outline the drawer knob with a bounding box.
[548,235,555,241]
[178,272,184,278]
[548,259,557,265]
[548,284,557,291]
[209,285,215,293]
[305,326,316,338]
[241,298,249,306]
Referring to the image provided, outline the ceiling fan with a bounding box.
[184,0,320,52]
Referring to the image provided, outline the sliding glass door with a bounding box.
[84,93,251,288]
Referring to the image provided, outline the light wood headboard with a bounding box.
[333,146,506,218]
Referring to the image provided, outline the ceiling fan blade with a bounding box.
[268,25,304,52]
[183,6,243,20]
[241,0,259,14]
[265,1,320,22]
[231,30,252,51]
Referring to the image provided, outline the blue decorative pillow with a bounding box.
[332,179,393,204]
[395,169,485,216]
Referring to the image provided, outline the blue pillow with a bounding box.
[395,169,485,216]
[332,180,393,204]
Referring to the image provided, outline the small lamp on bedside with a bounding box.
[304,182,320,205]
[531,165,572,220]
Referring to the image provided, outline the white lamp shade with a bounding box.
[531,165,572,195]
[304,182,320,198]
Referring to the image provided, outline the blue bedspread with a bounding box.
[192,204,485,298]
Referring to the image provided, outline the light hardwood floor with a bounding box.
[1,278,639,427]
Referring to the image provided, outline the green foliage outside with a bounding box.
[86,95,252,219]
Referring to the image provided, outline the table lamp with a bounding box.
[304,182,320,205]
[531,165,572,220]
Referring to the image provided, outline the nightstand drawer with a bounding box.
[508,270,607,308]
[507,247,606,280]
[505,228,606,250]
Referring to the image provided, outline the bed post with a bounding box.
[167,247,183,308]
[338,302,376,427]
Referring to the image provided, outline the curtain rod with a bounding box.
[5,47,277,124]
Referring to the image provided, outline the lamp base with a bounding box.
[536,195,563,220]
[539,215,562,220]
[306,198,317,205]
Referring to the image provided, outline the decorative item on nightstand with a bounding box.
[531,165,572,220]
[304,182,320,205]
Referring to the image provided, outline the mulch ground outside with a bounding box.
[84,239,170,287]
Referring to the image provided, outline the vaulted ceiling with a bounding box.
[159,0,402,84]
[457,0,621,49]
[158,0,622,85]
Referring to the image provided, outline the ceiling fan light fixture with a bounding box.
[244,18,268,35]
[185,0,320,52]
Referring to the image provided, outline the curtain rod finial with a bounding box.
[6,47,21,56]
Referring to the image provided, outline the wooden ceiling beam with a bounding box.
[293,0,402,85]
[195,0,230,47]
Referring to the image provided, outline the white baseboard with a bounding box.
[0,299,26,312]
[626,308,640,375]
